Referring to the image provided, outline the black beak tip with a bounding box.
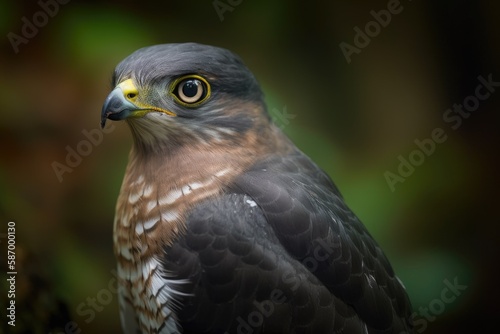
[100,117,107,129]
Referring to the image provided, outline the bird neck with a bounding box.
[114,122,293,259]
[127,122,291,184]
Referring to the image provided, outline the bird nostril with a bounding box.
[127,93,137,99]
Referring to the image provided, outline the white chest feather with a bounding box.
[113,169,229,333]
[117,257,185,334]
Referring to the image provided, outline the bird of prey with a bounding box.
[101,43,413,334]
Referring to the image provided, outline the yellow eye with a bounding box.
[171,75,210,106]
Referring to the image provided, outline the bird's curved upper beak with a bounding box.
[101,79,176,128]
[101,84,138,128]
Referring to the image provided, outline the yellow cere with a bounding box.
[118,79,176,117]
[118,79,139,101]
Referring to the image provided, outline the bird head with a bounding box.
[101,43,271,154]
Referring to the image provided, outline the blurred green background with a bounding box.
[0,0,498,333]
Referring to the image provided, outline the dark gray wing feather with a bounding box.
[163,193,367,333]
[164,148,412,333]
[229,149,413,333]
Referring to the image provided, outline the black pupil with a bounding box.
[182,80,200,97]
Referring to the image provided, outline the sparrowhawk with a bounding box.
[101,43,413,334]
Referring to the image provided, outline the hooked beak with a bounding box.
[101,86,138,128]
[101,79,176,128]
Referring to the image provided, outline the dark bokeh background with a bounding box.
[1,0,498,333]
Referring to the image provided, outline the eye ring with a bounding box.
[170,75,211,106]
